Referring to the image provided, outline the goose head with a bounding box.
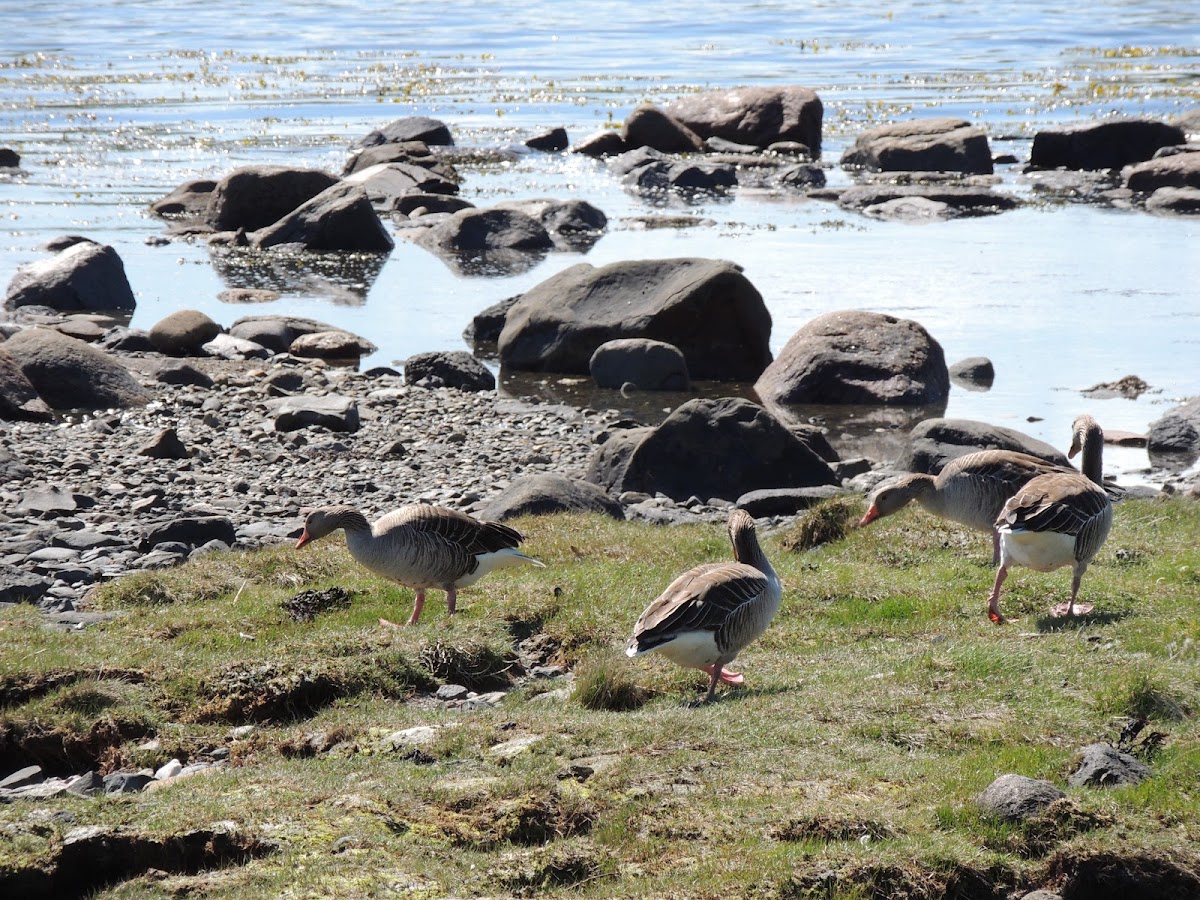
[858,474,931,527]
[296,505,358,548]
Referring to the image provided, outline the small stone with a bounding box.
[154,758,183,780]
[1068,743,1152,787]
[66,771,104,796]
[103,772,154,794]
[435,684,469,702]
[975,774,1065,820]
[229,725,256,740]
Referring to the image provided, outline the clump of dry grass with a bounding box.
[781,496,859,552]
[572,646,649,711]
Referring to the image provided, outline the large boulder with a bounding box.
[492,199,607,248]
[2,328,151,410]
[1124,150,1200,192]
[476,473,624,521]
[252,183,394,251]
[342,141,457,178]
[1030,119,1186,171]
[205,166,339,232]
[974,774,1065,821]
[5,242,136,312]
[666,86,823,154]
[901,417,1072,474]
[755,310,949,406]
[589,338,690,391]
[403,350,495,392]
[0,347,52,420]
[1145,186,1200,214]
[148,309,223,356]
[356,116,453,148]
[228,315,345,353]
[498,258,772,381]
[149,178,217,218]
[586,396,838,502]
[1147,397,1200,467]
[342,162,459,207]
[416,207,554,252]
[622,104,704,153]
[841,118,993,174]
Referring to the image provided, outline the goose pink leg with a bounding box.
[406,589,426,626]
[986,565,1009,624]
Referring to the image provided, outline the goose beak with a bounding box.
[295,531,312,549]
[857,505,880,528]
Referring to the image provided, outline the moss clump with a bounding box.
[781,497,858,552]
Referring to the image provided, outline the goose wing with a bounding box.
[631,562,768,653]
[997,474,1110,538]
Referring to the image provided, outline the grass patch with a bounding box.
[0,502,1198,898]
[781,496,859,551]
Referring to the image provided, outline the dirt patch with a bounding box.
[1045,848,1200,900]
[424,788,596,850]
[281,587,356,622]
[0,716,153,777]
[986,798,1112,859]
[0,823,276,900]
[419,637,514,691]
[776,857,1015,900]
[190,651,430,724]
[491,846,603,896]
[0,669,146,709]
[768,814,895,843]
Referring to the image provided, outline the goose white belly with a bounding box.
[452,548,531,588]
[1000,530,1076,573]
[634,629,722,670]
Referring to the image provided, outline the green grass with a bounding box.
[1,499,1199,897]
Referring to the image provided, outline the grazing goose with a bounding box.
[295,504,545,625]
[986,415,1112,623]
[858,450,1069,563]
[626,508,782,703]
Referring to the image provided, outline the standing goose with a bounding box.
[626,508,782,703]
[986,414,1112,623]
[295,504,545,625]
[858,450,1069,564]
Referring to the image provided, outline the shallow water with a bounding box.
[1,1,1198,482]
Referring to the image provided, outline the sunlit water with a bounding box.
[1,1,1198,482]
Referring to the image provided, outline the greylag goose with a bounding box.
[295,504,545,625]
[986,414,1112,623]
[626,508,782,703]
[858,450,1068,563]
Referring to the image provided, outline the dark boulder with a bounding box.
[755,310,949,406]
[148,309,223,356]
[1123,150,1200,192]
[416,206,553,252]
[949,356,995,389]
[204,165,339,232]
[836,184,1018,215]
[622,103,704,153]
[492,198,607,248]
[342,140,456,177]
[1145,185,1200,214]
[403,350,495,392]
[476,473,624,521]
[269,394,360,433]
[585,396,839,502]
[1147,397,1200,467]
[2,328,150,411]
[394,193,475,217]
[0,148,19,168]
[735,485,846,518]
[464,295,520,348]
[5,242,136,312]
[1067,743,1152,788]
[149,178,217,218]
[356,116,453,148]
[525,128,569,152]
[0,563,50,604]
[153,361,214,387]
[498,258,772,381]
[570,131,628,158]
[841,117,993,174]
[1030,119,1186,170]
[252,183,394,252]
[666,86,823,153]
[902,417,1072,474]
[140,516,237,552]
[589,338,690,391]
[342,163,459,208]
[0,347,52,420]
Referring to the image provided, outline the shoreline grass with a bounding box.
[2,498,1198,897]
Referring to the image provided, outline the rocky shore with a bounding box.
[0,351,628,617]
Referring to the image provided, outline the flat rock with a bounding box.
[270,394,360,433]
[1031,118,1186,170]
[476,473,625,521]
[842,117,993,174]
[735,485,846,517]
[903,417,1072,473]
